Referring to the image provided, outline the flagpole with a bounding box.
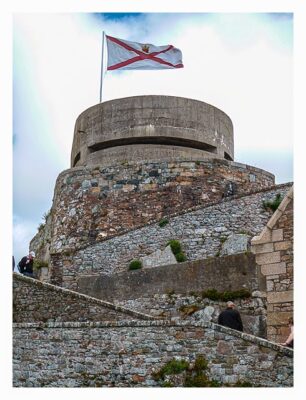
[99,31,105,103]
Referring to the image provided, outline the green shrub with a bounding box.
[152,359,189,381]
[263,193,283,212]
[201,288,220,300]
[161,381,174,387]
[235,380,253,387]
[167,240,187,262]
[167,239,182,255]
[37,223,45,232]
[193,356,208,372]
[128,260,142,270]
[184,374,220,387]
[153,356,254,387]
[42,209,51,222]
[175,252,187,262]
[159,218,169,227]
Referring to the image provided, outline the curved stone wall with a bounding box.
[43,159,274,257]
[46,184,291,289]
[71,96,234,167]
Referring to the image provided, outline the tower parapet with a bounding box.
[71,95,234,168]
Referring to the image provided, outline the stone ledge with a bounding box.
[278,186,293,211]
[13,273,156,321]
[251,227,272,245]
[12,319,293,357]
[59,158,277,182]
[255,251,281,265]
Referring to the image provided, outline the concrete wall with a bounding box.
[251,187,293,343]
[71,96,234,167]
[13,320,293,387]
[77,253,260,301]
[13,273,154,323]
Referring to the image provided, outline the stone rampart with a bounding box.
[13,273,154,323]
[41,159,274,257]
[13,319,293,387]
[48,184,291,288]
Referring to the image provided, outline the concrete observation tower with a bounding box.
[71,95,234,168]
[31,95,275,287]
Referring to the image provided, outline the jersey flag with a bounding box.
[106,35,184,71]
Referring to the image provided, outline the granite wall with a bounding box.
[48,184,291,289]
[13,273,154,323]
[13,320,293,388]
[31,159,275,261]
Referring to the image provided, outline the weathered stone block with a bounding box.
[256,251,281,265]
[251,242,274,254]
[274,241,292,251]
[140,245,177,269]
[272,229,284,242]
[267,291,293,304]
[217,340,234,355]
[261,262,286,276]
[267,312,292,326]
[220,233,250,256]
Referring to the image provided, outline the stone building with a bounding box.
[13,95,293,387]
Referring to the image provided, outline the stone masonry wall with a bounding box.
[13,273,154,323]
[31,159,274,259]
[49,184,291,289]
[251,187,293,343]
[77,253,266,337]
[13,320,293,387]
[113,292,267,338]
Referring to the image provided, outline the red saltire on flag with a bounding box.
[106,35,184,70]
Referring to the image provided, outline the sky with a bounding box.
[12,12,294,265]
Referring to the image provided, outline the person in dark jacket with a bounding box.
[18,251,35,277]
[218,301,243,332]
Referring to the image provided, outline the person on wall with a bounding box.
[280,317,294,348]
[18,251,35,278]
[217,301,244,332]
